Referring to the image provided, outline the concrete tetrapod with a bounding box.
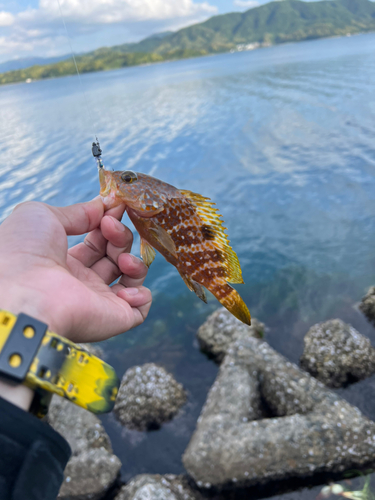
[360,286,375,326]
[183,337,375,490]
[48,397,121,500]
[300,319,375,388]
[115,474,203,500]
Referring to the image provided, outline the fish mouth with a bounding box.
[99,168,115,198]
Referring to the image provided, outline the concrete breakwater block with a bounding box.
[48,396,121,500]
[197,308,264,363]
[183,336,375,489]
[114,363,187,431]
[360,286,375,326]
[115,474,203,500]
[300,319,375,388]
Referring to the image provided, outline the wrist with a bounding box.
[0,306,38,411]
[0,299,54,412]
[0,379,34,411]
[0,285,61,336]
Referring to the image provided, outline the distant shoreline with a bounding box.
[3,0,375,87]
[0,29,373,89]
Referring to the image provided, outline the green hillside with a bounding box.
[1,0,375,85]
[149,0,375,53]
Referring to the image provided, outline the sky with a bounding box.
[0,0,266,63]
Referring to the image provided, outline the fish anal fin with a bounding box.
[149,225,177,258]
[179,189,244,284]
[179,271,207,303]
[140,238,156,267]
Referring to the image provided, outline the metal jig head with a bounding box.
[92,138,104,169]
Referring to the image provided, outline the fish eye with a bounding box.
[121,171,138,183]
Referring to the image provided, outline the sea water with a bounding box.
[0,32,375,496]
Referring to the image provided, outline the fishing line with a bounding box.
[55,0,100,151]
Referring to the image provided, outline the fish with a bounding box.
[99,168,251,325]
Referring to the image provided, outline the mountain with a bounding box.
[107,31,174,54]
[134,0,375,54]
[0,55,69,73]
[1,0,375,85]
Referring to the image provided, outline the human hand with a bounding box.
[0,198,152,342]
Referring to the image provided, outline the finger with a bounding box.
[90,257,121,285]
[49,197,104,236]
[117,253,148,288]
[90,220,134,284]
[90,246,144,285]
[69,214,132,268]
[68,228,107,267]
[101,216,133,250]
[113,285,152,307]
[104,203,126,220]
[67,288,151,343]
[112,285,152,325]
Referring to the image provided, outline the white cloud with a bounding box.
[18,0,217,25]
[1,0,218,62]
[233,0,259,9]
[0,11,14,26]
[0,34,54,56]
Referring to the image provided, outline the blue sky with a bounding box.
[0,0,265,63]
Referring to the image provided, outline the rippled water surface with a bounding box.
[1,33,375,497]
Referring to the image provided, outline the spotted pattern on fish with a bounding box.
[99,169,251,324]
[152,194,246,312]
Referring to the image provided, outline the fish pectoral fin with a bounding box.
[149,225,177,258]
[179,271,207,303]
[140,238,156,267]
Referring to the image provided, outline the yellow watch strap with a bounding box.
[0,310,119,414]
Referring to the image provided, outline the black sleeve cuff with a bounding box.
[0,396,71,500]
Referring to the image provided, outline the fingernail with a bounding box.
[125,287,139,296]
[127,254,142,265]
[109,216,126,232]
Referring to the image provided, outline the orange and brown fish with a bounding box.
[99,168,251,325]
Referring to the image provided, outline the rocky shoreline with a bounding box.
[48,286,375,500]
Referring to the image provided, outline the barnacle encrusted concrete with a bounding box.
[48,397,121,500]
[196,308,264,362]
[300,319,375,387]
[114,363,187,431]
[183,336,375,489]
[115,474,203,500]
[360,286,375,326]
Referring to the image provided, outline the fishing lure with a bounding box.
[93,142,250,325]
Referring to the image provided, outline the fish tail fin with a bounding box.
[212,282,251,325]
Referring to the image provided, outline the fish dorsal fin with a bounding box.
[179,189,244,284]
[149,224,177,258]
[140,238,156,267]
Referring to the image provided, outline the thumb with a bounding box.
[48,197,104,236]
